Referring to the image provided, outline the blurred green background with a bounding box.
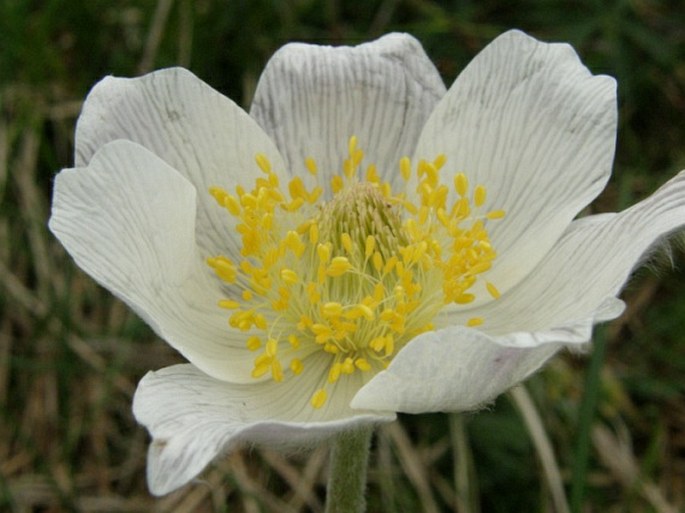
[1,1,684,512]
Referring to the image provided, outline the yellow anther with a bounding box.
[372,283,385,303]
[224,195,241,216]
[342,357,355,374]
[308,186,323,203]
[324,342,339,353]
[455,173,468,196]
[348,135,358,156]
[317,242,332,264]
[252,363,270,379]
[341,232,353,254]
[383,255,398,275]
[309,222,319,244]
[311,389,327,409]
[366,164,380,184]
[418,206,429,225]
[284,230,305,256]
[254,314,267,330]
[474,185,487,207]
[399,157,412,182]
[352,304,375,321]
[254,353,271,367]
[207,256,237,283]
[352,149,364,167]
[330,176,342,194]
[467,261,492,276]
[417,159,428,178]
[422,162,439,185]
[209,186,227,204]
[240,192,258,209]
[433,154,447,170]
[322,302,344,318]
[289,176,307,199]
[306,282,321,303]
[403,200,418,215]
[280,268,298,285]
[432,185,448,209]
[282,197,305,212]
[372,251,383,272]
[211,187,242,215]
[246,336,261,351]
[454,293,475,304]
[311,323,332,337]
[297,314,313,331]
[305,157,318,175]
[370,336,385,352]
[365,235,376,259]
[290,358,304,375]
[218,299,240,309]
[486,209,506,220]
[380,309,394,322]
[271,360,284,382]
[436,208,450,227]
[384,335,395,357]
[355,358,371,371]
[486,282,501,299]
[328,363,342,383]
[255,153,272,173]
[466,317,484,327]
[265,338,278,357]
[327,256,352,277]
[452,198,471,219]
[343,159,355,179]
[287,334,300,348]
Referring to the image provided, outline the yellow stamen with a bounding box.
[207,136,505,409]
[246,336,261,351]
[486,281,501,299]
[218,299,240,309]
[311,389,327,409]
[305,157,318,175]
[290,358,304,375]
[466,317,484,327]
[486,209,506,219]
[255,153,272,174]
[474,185,486,207]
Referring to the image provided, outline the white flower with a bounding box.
[49,30,685,496]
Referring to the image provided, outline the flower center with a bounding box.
[207,136,505,408]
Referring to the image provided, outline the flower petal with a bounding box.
[415,30,617,296]
[74,67,287,256]
[49,140,258,382]
[133,362,394,495]
[351,325,567,414]
[250,33,446,186]
[445,170,685,337]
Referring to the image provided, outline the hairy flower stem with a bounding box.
[324,426,374,513]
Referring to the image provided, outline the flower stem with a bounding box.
[324,426,374,513]
[570,327,607,513]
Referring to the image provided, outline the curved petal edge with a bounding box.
[133,364,395,495]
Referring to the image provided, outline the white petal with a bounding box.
[49,140,258,382]
[415,30,617,296]
[351,325,566,414]
[74,67,288,256]
[133,363,394,495]
[446,170,685,336]
[250,33,446,187]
